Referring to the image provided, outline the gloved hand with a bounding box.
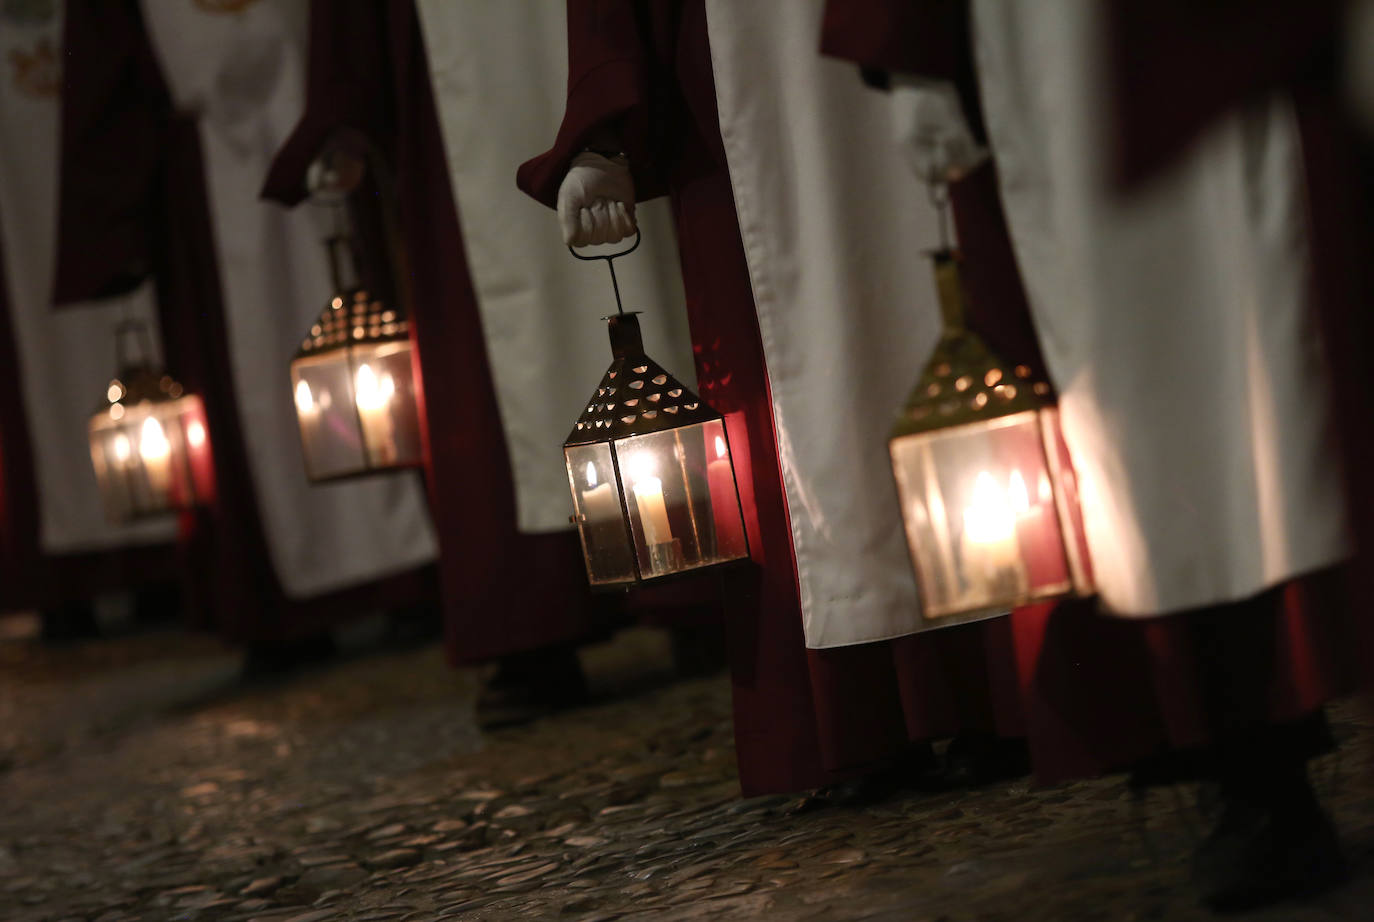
[557,151,638,246]
[890,75,989,183]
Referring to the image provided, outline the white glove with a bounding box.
[890,75,989,182]
[557,151,638,246]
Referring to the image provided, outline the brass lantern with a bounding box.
[889,249,1093,627]
[290,148,423,481]
[89,321,212,523]
[564,237,749,587]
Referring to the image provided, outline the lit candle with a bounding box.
[579,461,622,528]
[294,378,321,466]
[111,432,132,467]
[627,454,673,547]
[960,470,1028,604]
[354,363,396,464]
[139,416,173,502]
[706,434,746,558]
[1011,467,1069,593]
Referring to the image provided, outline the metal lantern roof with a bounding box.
[891,249,1055,439]
[566,312,718,446]
[295,287,409,359]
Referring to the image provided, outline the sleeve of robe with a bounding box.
[53,0,171,304]
[515,0,675,208]
[818,0,985,140]
[259,0,399,206]
[818,0,1043,377]
[1104,0,1342,185]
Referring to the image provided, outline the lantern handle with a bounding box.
[568,229,641,316]
[113,318,158,372]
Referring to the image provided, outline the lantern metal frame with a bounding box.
[889,247,1093,629]
[563,233,751,589]
[290,140,423,483]
[89,319,209,523]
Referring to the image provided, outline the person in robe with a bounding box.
[54,0,440,668]
[0,1,182,641]
[821,0,1364,910]
[260,0,736,724]
[519,0,1071,801]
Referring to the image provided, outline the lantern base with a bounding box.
[644,539,686,578]
[584,555,754,593]
[301,459,425,486]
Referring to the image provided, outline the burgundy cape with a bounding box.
[53,0,436,644]
[260,0,635,667]
[519,0,1052,795]
[821,0,1363,780]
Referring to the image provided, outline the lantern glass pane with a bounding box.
[890,409,1072,620]
[89,399,198,522]
[612,420,749,580]
[566,443,637,585]
[350,341,423,468]
[292,351,367,479]
[175,395,215,503]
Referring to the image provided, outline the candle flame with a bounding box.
[963,470,1015,544]
[714,435,727,460]
[585,461,598,488]
[106,381,124,403]
[186,420,207,448]
[354,363,390,411]
[1038,472,1053,504]
[1008,469,1030,515]
[139,416,171,461]
[112,433,131,463]
[626,452,656,485]
[294,379,315,414]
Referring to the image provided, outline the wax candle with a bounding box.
[580,462,622,526]
[960,470,1028,604]
[632,475,673,547]
[1010,467,1069,593]
[706,434,746,558]
[139,415,173,503]
[354,363,396,464]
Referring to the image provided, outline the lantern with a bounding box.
[289,148,423,481]
[889,249,1093,627]
[89,321,212,523]
[564,236,749,587]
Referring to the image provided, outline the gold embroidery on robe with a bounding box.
[8,36,58,99]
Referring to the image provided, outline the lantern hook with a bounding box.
[568,229,641,316]
[927,179,952,253]
[113,318,159,373]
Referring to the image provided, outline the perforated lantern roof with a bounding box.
[566,313,718,446]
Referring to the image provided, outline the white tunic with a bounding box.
[139,0,437,597]
[706,0,948,647]
[0,4,174,554]
[415,0,696,534]
[969,0,1350,615]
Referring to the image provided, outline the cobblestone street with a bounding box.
[1,621,1371,922]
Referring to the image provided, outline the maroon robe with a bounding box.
[54,0,436,644]
[521,0,1043,794]
[821,0,1363,781]
[260,0,634,667]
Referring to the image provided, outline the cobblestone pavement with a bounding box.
[0,621,1371,922]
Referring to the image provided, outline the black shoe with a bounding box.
[784,743,938,815]
[477,645,589,729]
[39,601,100,644]
[1195,789,1348,913]
[241,633,338,680]
[942,734,1031,788]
